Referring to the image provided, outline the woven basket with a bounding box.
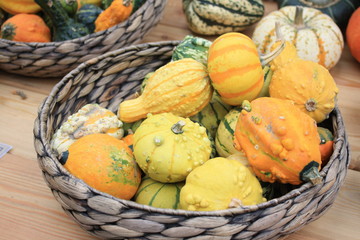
[0,0,167,78]
[34,41,350,240]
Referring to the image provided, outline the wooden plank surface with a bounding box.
[0,1,359,239]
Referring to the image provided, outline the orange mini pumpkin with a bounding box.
[63,133,141,200]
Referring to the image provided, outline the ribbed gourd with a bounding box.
[207,32,283,106]
[252,6,344,69]
[171,35,212,65]
[215,108,242,157]
[269,40,339,123]
[133,113,212,183]
[234,97,322,185]
[51,104,124,155]
[179,157,266,211]
[118,58,213,123]
[134,176,184,209]
[182,0,264,35]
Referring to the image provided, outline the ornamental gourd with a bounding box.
[95,0,133,32]
[234,97,322,185]
[0,13,51,42]
[269,40,339,123]
[252,6,344,69]
[318,126,334,167]
[276,0,360,31]
[118,58,213,123]
[179,157,266,211]
[133,113,212,183]
[0,0,41,15]
[346,7,360,63]
[61,133,141,200]
[207,32,284,106]
[182,0,264,35]
[51,104,124,155]
[134,176,184,209]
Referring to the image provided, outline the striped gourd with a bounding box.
[134,176,184,209]
[207,32,264,106]
[252,6,344,69]
[190,92,232,138]
[171,35,212,65]
[183,0,264,35]
[215,108,242,157]
[118,58,213,123]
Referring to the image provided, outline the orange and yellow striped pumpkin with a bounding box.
[252,6,344,69]
[207,32,264,106]
[118,58,213,123]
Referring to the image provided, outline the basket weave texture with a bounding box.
[0,0,167,78]
[34,41,350,240]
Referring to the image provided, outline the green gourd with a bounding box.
[171,35,212,65]
[134,176,184,209]
[35,0,90,41]
[75,4,103,33]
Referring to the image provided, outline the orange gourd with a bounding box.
[95,0,133,32]
[0,13,51,42]
[234,97,322,185]
[63,133,141,200]
[0,0,41,14]
[318,127,334,168]
[346,7,360,62]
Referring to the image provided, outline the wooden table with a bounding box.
[0,1,359,239]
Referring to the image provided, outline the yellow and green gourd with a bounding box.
[133,113,212,183]
[134,176,184,209]
[179,157,266,211]
[118,58,213,123]
[215,108,242,157]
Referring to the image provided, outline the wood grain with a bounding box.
[0,1,359,239]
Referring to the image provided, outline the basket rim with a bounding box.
[0,0,154,47]
[37,40,349,217]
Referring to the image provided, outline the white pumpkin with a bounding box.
[252,6,343,69]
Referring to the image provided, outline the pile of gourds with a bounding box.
[0,0,144,42]
[51,31,337,211]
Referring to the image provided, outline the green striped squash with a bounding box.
[134,176,184,209]
[183,0,264,35]
[190,92,232,138]
[171,35,212,65]
[215,108,242,157]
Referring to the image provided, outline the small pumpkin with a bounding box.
[133,113,212,183]
[0,13,51,42]
[95,0,133,32]
[51,104,124,155]
[346,7,360,62]
[179,157,266,211]
[134,176,184,209]
[276,0,360,31]
[215,108,242,157]
[118,58,213,123]
[171,35,212,66]
[62,133,141,200]
[234,97,322,185]
[182,0,264,35]
[269,40,339,123]
[318,126,334,167]
[0,0,41,15]
[252,6,344,69]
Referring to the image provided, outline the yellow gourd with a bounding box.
[179,157,266,211]
[133,113,212,183]
[118,58,213,123]
[0,0,41,14]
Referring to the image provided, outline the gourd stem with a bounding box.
[301,166,323,185]
[123,0,131,6]
[305,98,317,112]
[260,22,285,66]
[171,120,186,134]
[241,100,252,112]
[294,7,305,28]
